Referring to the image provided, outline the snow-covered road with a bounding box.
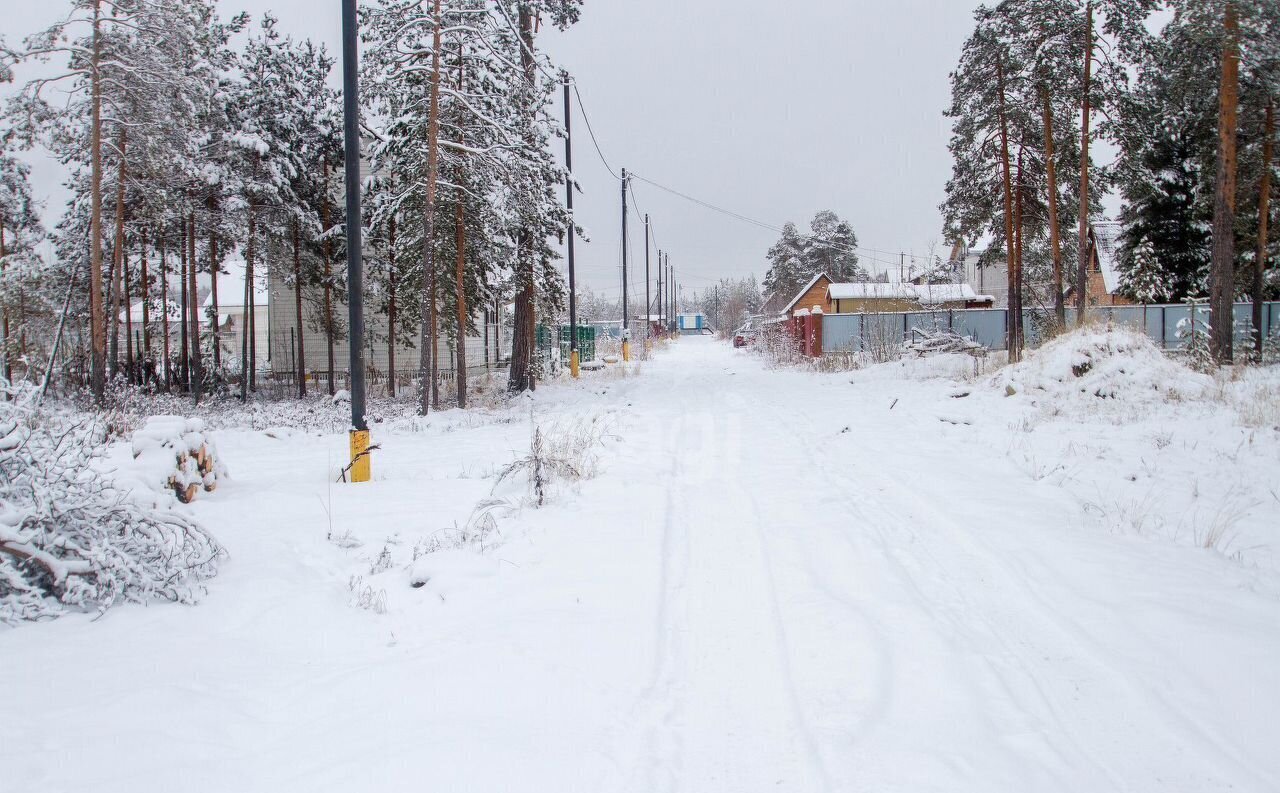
[4,336,1278,792]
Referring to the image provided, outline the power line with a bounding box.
[571,83,620,181]
[628,171,911,273]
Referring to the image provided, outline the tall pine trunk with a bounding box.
[123,225,132,377]
[1209,0,1240,363]
[387,213,397,397]
[187,210,202,403]
[417,0,443,416]
[242,193,255,402]
[322,165,335,395]
[1075,0,1094,327]
[1041,83,1065,329]
[140,227,149,375]
[179,219,189,388]
[508,7,538,394]
[454,51,469,409]
[1014,144,1026,355]
[159,231,170,390]
[293,217,307,397]
[454,199,468,408]
[996,52,1019,362]
[109,127,127,378]
[88,0,106,402]
[208,196,221,372]
[1255,99,1274,359]
[0,222,8,382]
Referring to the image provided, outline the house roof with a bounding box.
[1092,220,1123,294]
[202,257,269,311]
[912,283,993,304]
[781,273,832,314]
[828,282,917,301]
[120,298,183,325]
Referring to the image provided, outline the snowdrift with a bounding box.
[993,324,1211,405]
[0,387,223,623]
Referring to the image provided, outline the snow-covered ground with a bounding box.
[3,334,1279,792]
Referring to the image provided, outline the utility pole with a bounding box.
[656,249,662,331]
[644,214,651,341]
[620,168,630,360]
[341,0,370,482]
[563,79,579,377]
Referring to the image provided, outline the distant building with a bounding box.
[957,248,1009,308]
[1081,221,1135,307]
[827,282,919,313]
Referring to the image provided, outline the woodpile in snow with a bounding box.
[0,387,223,623]
[131,417,227,503]
[905,327,984,357]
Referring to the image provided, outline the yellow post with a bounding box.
[348,429,372,483]
[570,349,580,378]
[622,339,631,362]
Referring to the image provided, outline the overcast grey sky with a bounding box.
[4,0,987,300]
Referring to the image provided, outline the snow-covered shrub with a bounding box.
[758,325,805,369]
[130,416,227,503]
[861,314,906,364]
[1263,328,1280,365]
[1176,298,1214,373]
[0,384,223,623]
[993,324,1211,408]
[496,414,612,506]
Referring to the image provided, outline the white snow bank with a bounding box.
[994,324,1211,405]
[408,549,501,600]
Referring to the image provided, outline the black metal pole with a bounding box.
[341,0,367,433]
[563,79,577,357]
[621,168,629,334]
[644,214,651,338]
[656,249,662,328]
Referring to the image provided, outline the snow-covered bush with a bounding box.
[861,314,906,364]
[496,414,612,506]
[1176,300,1214,373]
[0,384,223,623]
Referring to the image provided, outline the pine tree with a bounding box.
[1120,237,1167,303]
[0,152,45,382]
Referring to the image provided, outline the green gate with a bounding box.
[535,324,596,367]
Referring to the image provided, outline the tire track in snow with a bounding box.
[763,375,1269,790]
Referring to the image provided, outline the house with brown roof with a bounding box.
[763,273,835,322]
[1067,220,1136,307]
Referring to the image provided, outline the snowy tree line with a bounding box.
[943,0,1279,363]
[0,0,584,412]
[762,210,865,300]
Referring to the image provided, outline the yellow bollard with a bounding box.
[622,339,631,362]
[348,429,372,483]
[570,349,580,379]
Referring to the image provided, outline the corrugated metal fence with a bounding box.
[821,302,1280,354]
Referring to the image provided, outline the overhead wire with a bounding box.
[569,72,921,279]
[571,83,620,182]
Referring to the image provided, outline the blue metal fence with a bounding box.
[820,302,1280,354]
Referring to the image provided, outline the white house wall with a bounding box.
[266,276,506,381]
